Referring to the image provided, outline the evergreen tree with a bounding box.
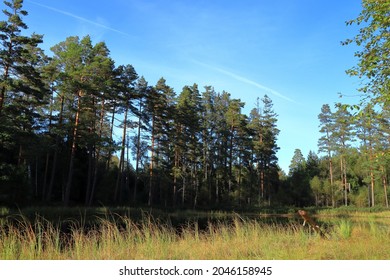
[248,95,279,205]
[145,77,175,206]
[318,104,336,206]
[175,84,202,206]
[50,36,116,205]
[0,0,48,202]
[333,104,354,206]
[131,76,150,203]
[287,149,313,206]
[114,64,138,203]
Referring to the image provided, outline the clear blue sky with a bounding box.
[20,0,363,173]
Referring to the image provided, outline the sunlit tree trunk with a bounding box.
[382,165,389,208]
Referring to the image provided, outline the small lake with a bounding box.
[1,207,390,235]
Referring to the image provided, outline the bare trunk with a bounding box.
[173,148,179,207]
[64,90,82,206]
[260,169,265,199]
[133,101,142,203]
[148,115,155,206]
[88,99,105,206]
[115,107,128,203]
[368,146,375,207]
[340,156,348,206]
[85,146,94,205]
[0,83,6,114]
[182,175,186,205]
[106,104,116,170]
[42,86,56,200]
[228,124,234,193]
[46,95,65,202]
[382,165,389,208]
[329,157,335,207]
[344,158,348,207]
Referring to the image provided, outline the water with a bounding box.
[1,208,389,235]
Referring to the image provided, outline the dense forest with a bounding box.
[0,0,389,209]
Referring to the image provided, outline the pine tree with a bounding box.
[113,64,138,203]
[131,76,149,203]
[318,104,336,206]
[174,84,202,206]
[288,149,312,206]
[200,86,218,204]
[145,78,175,206]
[0,0,48,201]
[333,104,354,206]
[225,98,245,195]
[248,95,279,205]
[50,36,116,205]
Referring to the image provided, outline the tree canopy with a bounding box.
[0,0,388,209]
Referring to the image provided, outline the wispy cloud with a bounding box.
[193,60,299,104]
[27,0,130,37]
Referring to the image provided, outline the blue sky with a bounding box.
[20,0,363,172]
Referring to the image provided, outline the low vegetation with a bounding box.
[1,209,390,260]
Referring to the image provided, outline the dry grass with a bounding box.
[1,214,390,260]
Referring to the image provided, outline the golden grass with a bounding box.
[1,215,389,260]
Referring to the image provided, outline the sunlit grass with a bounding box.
[1,213,390,260]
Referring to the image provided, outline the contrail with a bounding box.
[193,60,299,104]
[27,0,130,37]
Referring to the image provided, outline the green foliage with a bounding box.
[2,0,284,209]
[344,0,390,107]
[0,0,387,211]
[335,219,353,239]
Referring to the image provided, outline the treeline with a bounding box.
[1,0,389,209]
[0,0,282,208]
[283,101,389,208]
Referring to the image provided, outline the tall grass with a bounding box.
[1,214,389,260]
[335,219,353,239]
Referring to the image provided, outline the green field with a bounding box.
[1,207,390,260]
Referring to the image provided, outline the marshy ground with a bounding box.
[1,207,389,259]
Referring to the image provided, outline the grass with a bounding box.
[1,211,390,260]
[335,219,353,239]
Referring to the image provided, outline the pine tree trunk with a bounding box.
[182,175,186,205]
[228,124,234,193]
[0,83,6,115]
[329,155,335,207]
[64,90,82,206]
[46,94,65,202]
[260,169,265,199]
[106,104,116,170]
[133,102,142,203]
[173,148,179,207]
[42,88,55,201]
[115,106,128,203]
[382,165,389,208]
[344,157,348,206]
[368,146,375,207]
[85,146,94,205]
[88,100,105,206]
[148,115,155,206]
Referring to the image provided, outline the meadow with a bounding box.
[0,207,390,260]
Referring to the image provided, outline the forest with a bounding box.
[0,0,389,210]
